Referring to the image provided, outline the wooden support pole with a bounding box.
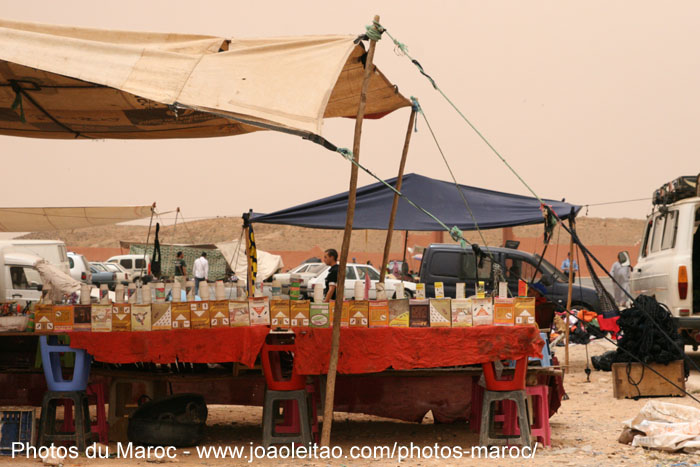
[564,224,575,373]
[321,15,381,447]
[243,211,253,297]
[379,108,417,283]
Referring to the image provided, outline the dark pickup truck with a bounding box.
[419,244,601,312]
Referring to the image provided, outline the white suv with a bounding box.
[630,174,700,347]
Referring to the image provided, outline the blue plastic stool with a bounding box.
[507,333,552,368]
[39,336,91,392]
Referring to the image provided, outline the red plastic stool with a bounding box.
[62,382,109,444]
[482,357,527,391]
[503,385,551,447]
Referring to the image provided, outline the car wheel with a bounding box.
[403,289,413,299]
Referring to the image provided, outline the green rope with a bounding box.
[365,22,384,42]
[377,22,546,206]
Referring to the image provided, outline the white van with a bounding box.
[0,240,69,275]
[630,174,700,347]
[106,254,150,281]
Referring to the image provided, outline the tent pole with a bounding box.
[564,220,575,373]
[402,231,408,264]
[379,108,417,284]
[321,15,381,447]
[243,212,253,296]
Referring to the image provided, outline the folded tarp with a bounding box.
[0,206,153,232]
[0,19,409,140]
[252,173,580,231]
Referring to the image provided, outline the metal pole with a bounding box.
[321,15,381,447]
[379,108,417,283]
[564,220,575,373]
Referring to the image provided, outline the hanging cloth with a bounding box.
[151,223,162,278]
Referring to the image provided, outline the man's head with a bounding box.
[323,249,338,266]
[177,251,183,259]
[201,252,207,258]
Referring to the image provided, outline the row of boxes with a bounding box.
[32,295,536,332]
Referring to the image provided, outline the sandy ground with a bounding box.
[3,340,700,466]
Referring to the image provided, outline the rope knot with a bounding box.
[336,147,354,161]
[365,22,384,42]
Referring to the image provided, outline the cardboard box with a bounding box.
[309,303,330,328]
[131,304,152,331]
[209,300,230,327]
[270,299,291,328]
[171,302,191,329]
[415,283,426,299]
[369,300,389,327]
[190,301,210,329]
[514,297,536,326]
[409,299,430,327]
[290,300,310,327]
[434,282,445,299]
[112,304,132,332]
[329,300,350,327]
[151,303,172,331]
[451,298,472,327]
[53,305,73,332]
[472,297,493,326]
[34,305,55,333]
[90,304,112,332]
[429,298,451,327]
[229,300,250,327]
[494,298,515,326]
[72,305,91,331]
[388,299,409,327]
[249,297,270,326]
[349,300,369,327]
[518,280,528,297]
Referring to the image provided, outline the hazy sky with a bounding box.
[2,1,699,225]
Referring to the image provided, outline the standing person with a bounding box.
[561,252,579,281]
[323,248,338,302]
[611,251,631,307]
[193,252,209,296]
[173,251,187,288]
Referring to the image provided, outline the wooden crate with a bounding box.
[612,360,685,399]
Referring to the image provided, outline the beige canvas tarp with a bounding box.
[0,19,410,140]
[0,206,153,231]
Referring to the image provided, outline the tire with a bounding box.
[403,290,413,299]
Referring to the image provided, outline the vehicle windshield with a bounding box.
[306,264,326,275]
[533,255,568,282]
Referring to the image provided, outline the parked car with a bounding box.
[307,263,416,299]
[68,252,92,283]
[272,262,327,294]
[90,263,118,290]
[419,243,601,312]
[99,261,129,284]
[106,254,150,281]
[630,174,700,348]
[0,240,70,275]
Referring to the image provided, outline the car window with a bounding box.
[641,219,653,258]
[661,210,678,250]
[135,258,146,269]
[104,263,120,272]
[429,251,463,278]
[650,214,665,253]
[9,266,41,289]
[120,259,132,269]
[357,266,380,281]
[68,257,75,268]
[505,256,538,282]
[345,266,357,280]
[307,264,326,274]
[91,263,107,272]
[295,264,309,273]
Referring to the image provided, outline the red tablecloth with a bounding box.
[292,326,543,375]
[68,327,269,367]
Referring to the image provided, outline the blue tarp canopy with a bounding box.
[251,173,580,231]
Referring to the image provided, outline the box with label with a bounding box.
[429,298,451,327]
[451,298,472,327]
[349,300,369,327]
[472,298,493,326]
[72,305,91,331]
[514,297,536,326]
[131,304,152,331]
[151,303,172,331]
[329,300,350,327]
[34,305,55,333]
[112,304,132,332]
[409,299,429,327]
[190,301,210,329]
[270,299,291,328]
[229,300,250,327]
[171,302,191,330]
[494,298,515,326]
[518,280,528,297]
[209,300,230,327]
[434,282,445,299]
[309,303,330,328]
[53,305,73,332]
[369,300,389,327]
[90,304,112,332]
[290,300,310,327]
[388,299,409,327]
[249,297,270,326]
[415,283,426,299]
